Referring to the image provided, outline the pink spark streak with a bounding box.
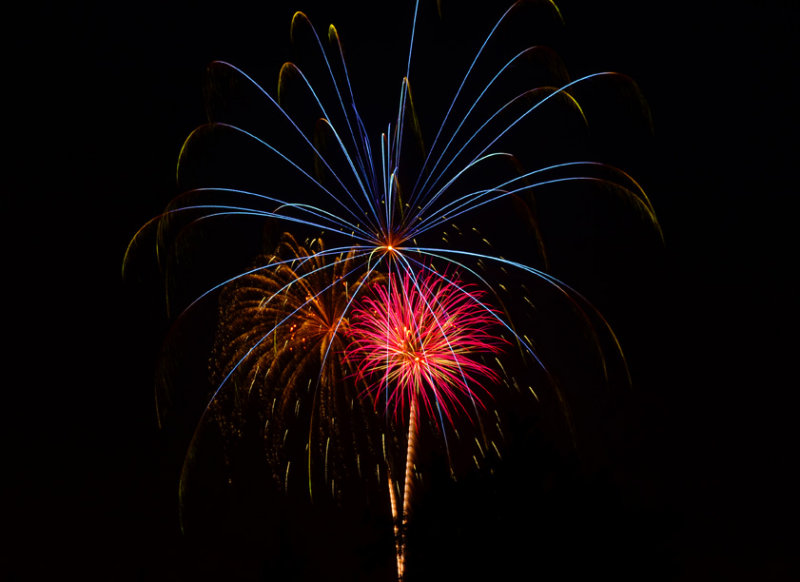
[346,269,506,427]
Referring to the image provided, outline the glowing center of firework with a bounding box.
[375,232,405,256]
[379,241,399,255]
[398,327,426,365]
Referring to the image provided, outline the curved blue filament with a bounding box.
[172,186,376,240]
[410,45,548,210]
[182,118,372,232]
[413,73,616,218]
[205,63,379,232]
[408,1,522,205]
[178,245,375,322]
[290,15,374,194]
[276,62,377,206]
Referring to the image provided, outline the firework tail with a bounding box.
[391,396,417,582]
[387,465,402,580]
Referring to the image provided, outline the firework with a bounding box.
[203,232,392,502]
[347,269,505,426]
[124,1,661,579]
[123,0,658,426]
[346,268,506,579]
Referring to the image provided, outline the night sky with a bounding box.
[6,1,797,580]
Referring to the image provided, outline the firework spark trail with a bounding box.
[408,0,559,206]
[413,161,660,241]
[397,396,417,582]
[407,44,565,208]
[413,73,620,211]
[288,11,379,193]
[177,115,377,232]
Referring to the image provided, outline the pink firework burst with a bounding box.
[347,269,506,428]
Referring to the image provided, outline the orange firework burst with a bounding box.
[206,232,386,501]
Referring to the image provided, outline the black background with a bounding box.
[5,0,797,580]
